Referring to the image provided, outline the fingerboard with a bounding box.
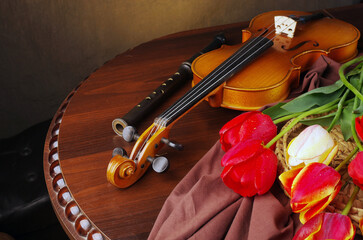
[156,36,273,126]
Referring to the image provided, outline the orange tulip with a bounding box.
[279,162,342,223]
[293,212,355,240]
[221,139,277,197]
[348,151,363,189]
[219,111,276,152]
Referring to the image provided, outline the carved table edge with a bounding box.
[43,79,110,240]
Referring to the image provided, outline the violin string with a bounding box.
[159,17,296,126]
[134,16,295,161]
[134,122,160,161]
[157,29,273,127]
[158,19,290,126]
[134,110,167,161]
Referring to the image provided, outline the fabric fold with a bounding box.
[148,55,341,240]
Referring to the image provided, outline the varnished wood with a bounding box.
[107,10,360,189]
[192,10,360,111]
[44,4,363,240]
[107,124,171,188]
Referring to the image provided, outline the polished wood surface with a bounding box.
[191,10,359,111]
[44,4,363,240]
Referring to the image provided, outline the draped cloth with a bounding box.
[148,55,341,240]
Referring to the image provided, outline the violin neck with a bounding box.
[156,36,273,126]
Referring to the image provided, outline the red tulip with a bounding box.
[348,151,363,189]
[279,162,342,223]
[221,139,277,197]
[219,111,277,152]
[293,212,355,240]
[355,116,363,141]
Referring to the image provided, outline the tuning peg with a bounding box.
[161,138,183,151]
[148,156,169,173]
[122,126,140,142]
[112,147,127,157]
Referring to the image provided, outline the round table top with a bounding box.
[43,20,245,240]
[43,5,363,240]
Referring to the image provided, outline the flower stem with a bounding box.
[272,98,354,125]
[339,56,363,102]
[273,112,302,124]
[341,185,360,216]
[335,147,358,172]
[265,99,340,149]
[327,89,350,132]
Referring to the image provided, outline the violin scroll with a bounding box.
[106,155,137,188]
[107,123,172,188]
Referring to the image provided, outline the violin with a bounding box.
[192,10,360,110]
[107,10,360,188]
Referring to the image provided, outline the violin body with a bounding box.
[107,10,360,189]
[191,10,360,110]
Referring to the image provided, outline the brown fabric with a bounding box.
[289,55,340,97]
[148,55,341,240]
[260,55,341,111]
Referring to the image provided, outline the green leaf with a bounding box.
[353,101,363,115]
[299,113,336,127]
[340,103,354,140]
[350,75,361,90]
[346,62,363,77]
[262,102,290,120]
[282,84,345,113]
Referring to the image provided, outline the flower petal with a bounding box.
[221,139,263,167]
[239,112,277,147]
[219,111,276,151]
[348,151,363,189]
[220,140,277,197]
[221,161,258,197]
[293,213,323,240]
[320,144,338,166]
[299,181,342,223]
[279,167,303,197]
[356,116,363,142]
[219,111,256,151]
[291,163,341,205]
[314,213,355,240]
[286,125,336,167]
[293,213,355,240]
[255,147,277,195]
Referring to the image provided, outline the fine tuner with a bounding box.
[107,10,360,188]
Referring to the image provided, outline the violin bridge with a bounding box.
[274,16,297,38]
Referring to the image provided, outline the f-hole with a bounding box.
[282,40,319,51]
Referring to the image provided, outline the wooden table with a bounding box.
[44,5,363,240]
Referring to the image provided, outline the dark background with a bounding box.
[0,1,360,239]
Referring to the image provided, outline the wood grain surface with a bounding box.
[43,4,363,240]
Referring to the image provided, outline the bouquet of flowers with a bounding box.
[218,55,363,239]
